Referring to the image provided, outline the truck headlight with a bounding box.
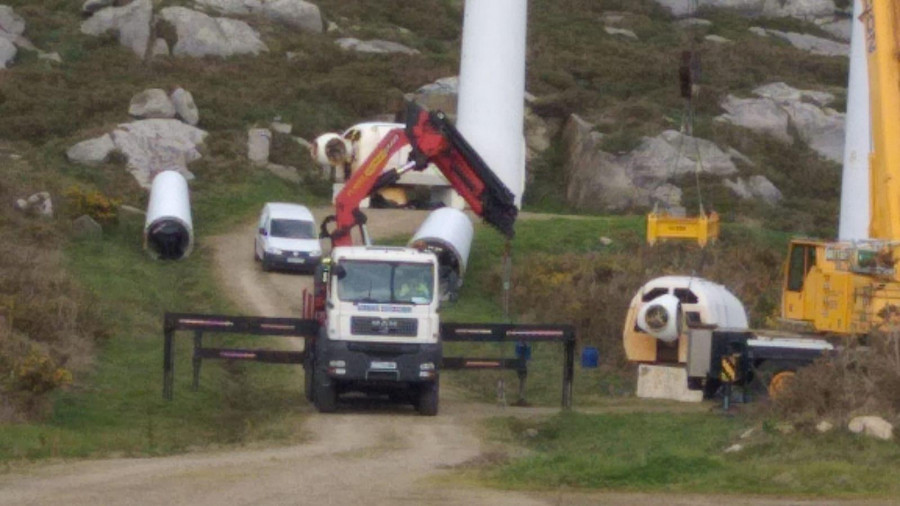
[266,247,283,255]
[310,249,322,257]
[419,362,435,371]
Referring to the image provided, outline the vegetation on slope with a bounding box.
[1,1,886,494]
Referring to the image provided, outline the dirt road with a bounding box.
[0,209,893,505]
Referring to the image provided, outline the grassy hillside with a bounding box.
[0,0,872,488]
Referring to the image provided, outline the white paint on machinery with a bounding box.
[456,0,527,207]
[624,275,748,363]
[144,170,194,260]
[409,207,474,300]
[838,0,871,241]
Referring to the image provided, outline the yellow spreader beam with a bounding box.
[646,211,719,247]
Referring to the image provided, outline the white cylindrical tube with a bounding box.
[409,208,474,299]
[838,0,871,241]
[456,0,527,207]
[144,170,194,260]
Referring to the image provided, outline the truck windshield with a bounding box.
[338,261,434,304]
[270,219,315,239]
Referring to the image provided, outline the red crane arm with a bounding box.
[321,127,410,247]
[320,102,517,249]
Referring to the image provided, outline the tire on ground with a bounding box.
[416,380,439,416]
[314,369,337,413]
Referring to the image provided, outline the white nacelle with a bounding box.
[312,123,464,208]
[313,123,447,185]
[631,276,748,340]
[409,208,474,299]
[144,170,193,260]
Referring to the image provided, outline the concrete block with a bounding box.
[636,364,704,403]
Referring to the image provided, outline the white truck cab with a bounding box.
[307,246,442,415]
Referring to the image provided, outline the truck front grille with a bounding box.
[351,317,418,337]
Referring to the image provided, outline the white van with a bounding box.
[254,203,322,272]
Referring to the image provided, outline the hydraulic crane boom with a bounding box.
[864,0,900,241]
[320,102,518,248]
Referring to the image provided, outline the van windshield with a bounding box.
[338,261,434,304]
[270,219,315,239]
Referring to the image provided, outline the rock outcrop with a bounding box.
[563,115,747,211]
[335,38,419,55]
[194,0,324,33]
[0,36,13,68]
[68,120,208,189]
[724,175,783,204]
[129,89,177,119]
[762,28,849,57]
[171,87,200,126]
[0,7,59,66]
[0,5,25,36]
[716,82,844,163]
[654,0,836,21]
[14,191,53,218]
[66,134,117,166]
[81,0,153,57]
[848,416,894,441]
[159,7,268,58]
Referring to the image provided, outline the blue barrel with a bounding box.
[581,346,599,368]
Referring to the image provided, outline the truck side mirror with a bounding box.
[333,264,347,279]
[258,227,267,236]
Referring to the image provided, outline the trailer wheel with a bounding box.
[314,370,337,413]
[416,381,439,416]
[751,361,796,399]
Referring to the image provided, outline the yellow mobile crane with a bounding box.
[782,0,900,336]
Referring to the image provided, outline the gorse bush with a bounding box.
[64,186,121,226]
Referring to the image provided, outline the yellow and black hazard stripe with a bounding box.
[720,354,738,383]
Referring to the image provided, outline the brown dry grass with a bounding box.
[772,332,900,427]
[0,157,105,421]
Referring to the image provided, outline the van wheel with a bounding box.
[416,381,439,416]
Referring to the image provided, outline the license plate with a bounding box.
[287,258,306,264]
[370,361,397,370]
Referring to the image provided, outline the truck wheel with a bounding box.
[304,363,315,403]
[314,370,337,413]
[416,381,439,416]
[751,361,796,399]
